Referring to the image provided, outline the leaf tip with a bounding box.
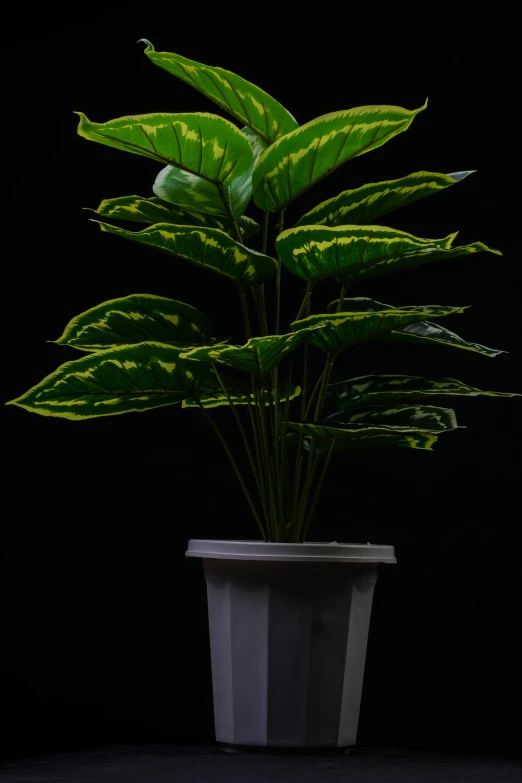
[138,38,154,53]
[448,170,477,181]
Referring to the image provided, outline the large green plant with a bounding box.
[7,41,518,542]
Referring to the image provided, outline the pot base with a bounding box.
[220,742,352,756]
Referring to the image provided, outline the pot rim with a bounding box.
[185,539,397,563]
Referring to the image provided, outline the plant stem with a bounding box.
[239,287,252,340]
[294,281,313,322]
[251,285,268,336]
[211,362,268,524]
[314,351,337,422]
[274,208,285,336]
[253,378,278,540]
[261,210,269,255]
[336,283,348,312]
[197,399,267,541]
[305,371,324,421]
[294,438,319,534]
[300,440,335,542]
[246,392,270,530]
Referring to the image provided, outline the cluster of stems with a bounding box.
[196,209,342,543]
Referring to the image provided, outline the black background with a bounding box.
[2,28,521,761]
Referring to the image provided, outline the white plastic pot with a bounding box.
[186,539,396,753]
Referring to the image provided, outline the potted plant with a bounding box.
[7,41,518,754]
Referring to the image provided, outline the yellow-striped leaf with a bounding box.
[327,404,458,431]
[53,295,215,352]
[180,327,324,377]
[253,101,427,210]
[6,343,217,420]
[286,404,459,452]
[327,296,506,358]
[276,224,456,283]
[183,383,302,408]
[94,221,277,285]
[152,125,266,218]
[76,111,254,217]
[89,196,260,239]
[141,40,298,144]
[295,170,474,228]
[291,306,464,353]
[241,126,268,162]
[328,374,521,409]
[277,225,500,286]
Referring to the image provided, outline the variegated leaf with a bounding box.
[276,224,457,283]
[241,126,268,163]
[153,160,253,218]
[278,225,500,286]
[326,404,458,431]
[94,221,277,285]
[328,374,521,409]
[152,126,266,220]
[295,170,474,228]
[327,297,505,358]
[183,383,302,408]
[286,403,460,452]
[76,111,254,217]
[53,295,215,352]
[291,306,464,353]
[89,196,260,239]
[180,327,324,377]
[253,101,427,210]
[6,343,217,420]
[141,40,298,144]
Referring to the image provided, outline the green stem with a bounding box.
[251,285,268,336]
[239,287,252,340]
[197,399,267,541]
[300,440,335,542]
[246,392,269,527]
[294,281,313,322]
[274,208,285,336]
[305,371,324,422]
[254,378,278,540]
[314,351,337,422]
[336,283,348,312]
[261,210,269,255]
[212,362,268,524]
[294,438,319,534]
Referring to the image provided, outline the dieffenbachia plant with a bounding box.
[7,40,519,542]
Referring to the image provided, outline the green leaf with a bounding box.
[277,225,500,286]
[180,328,324,377]
[52,294,215,352]
[328,297,506,358]
[326,404,458,431]
[253,100,427,210]
[295,170,475,228]
[328,374,521,409]
[89,196,260,239]
[140,40,298,144]
[6,343,217,420]
[93,221,277,285]
[183,382,302,408]
[276,224,457,283]
[291,306,464,353]
[151,129,265,220]
[153,161,253,218]
[76,111,254,218]
[241,126,268,163]
[286,403,460,453]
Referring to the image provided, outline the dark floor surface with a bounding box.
[0,745,520,782]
